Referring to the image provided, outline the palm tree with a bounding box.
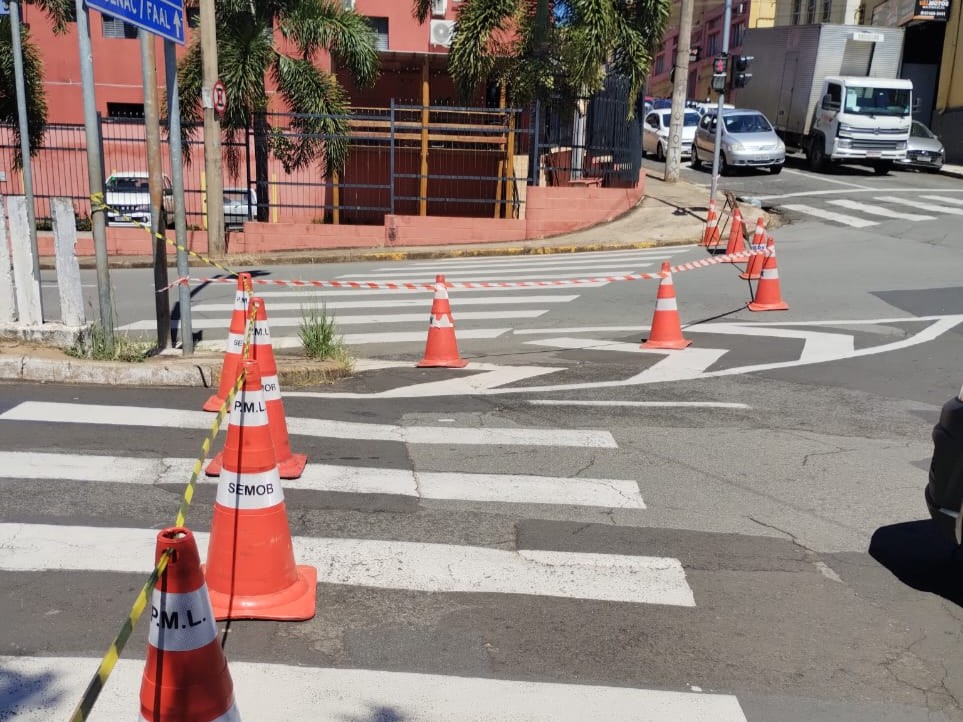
[175,0,379,220]
[412,0,670,113]
[0,0,73,167]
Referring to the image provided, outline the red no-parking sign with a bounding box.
[212,80,227,117]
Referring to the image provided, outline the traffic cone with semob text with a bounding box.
[204,358,317,621]
[203,272,254,412]
[642,262,692,350]
[139,527,241,722]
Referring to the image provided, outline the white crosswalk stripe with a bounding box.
[5,656,749,721]
[827,199,935,221]
[779,203,878,227]
[875,195,963,215]
[921,194,963,207]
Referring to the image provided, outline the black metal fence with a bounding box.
[0,80,640,228]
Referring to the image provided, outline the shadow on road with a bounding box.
[869,519,963,606]
[342,706,407,721]
[0,665,62,717]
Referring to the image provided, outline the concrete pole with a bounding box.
[710,0,733,201]
[165,40,193,355]
[0,195,17,323]
[50,198,86,327]
[74,0,114,345]
[8,0,42,317]
[7,196,42,325]
[664,0,695,182]
[140,31,171,350]
[199,0,225,254]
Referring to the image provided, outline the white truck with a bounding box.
[736,24,913,175]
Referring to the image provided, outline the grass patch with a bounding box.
[298,300,352,368]
[66,321,152,362]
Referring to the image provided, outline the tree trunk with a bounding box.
[253,111,270,223]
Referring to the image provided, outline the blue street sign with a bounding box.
[85,0,185,44]
[0,0,9,16]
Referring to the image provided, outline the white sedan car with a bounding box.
[642,109,701,161]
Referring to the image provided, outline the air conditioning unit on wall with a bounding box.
[430,19,455,47]
[432,0,447,17]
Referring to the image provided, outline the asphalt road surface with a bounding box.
[4,161,963,721]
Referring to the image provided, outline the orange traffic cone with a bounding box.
[204,358,317,621]
[702,199,721,247]
[721,207,746,261]
[748,237,789,312]
[203,272,254,412]
[139,527,240,722]
[207,297,306,479]
[642,262,692,350]
[417,274,468,368]
[740,219,768,280]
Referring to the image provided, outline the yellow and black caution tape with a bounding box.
[89,192,241,279]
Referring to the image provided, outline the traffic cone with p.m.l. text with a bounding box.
[740,218,768,280]
[206,297,306,479]
[139,527,240,722]
[747,236,789,312]
[702,198,721,247]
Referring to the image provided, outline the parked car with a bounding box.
[642,109,700,161]
[223,187,257,230]
[104,171,173,228]
[896,120,944,172]
[691,108,786,174]
[686,100,735,116]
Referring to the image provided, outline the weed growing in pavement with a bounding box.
[298,300,352,368]
[66,321,151,362]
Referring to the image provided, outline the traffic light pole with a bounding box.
[709,0,733,202]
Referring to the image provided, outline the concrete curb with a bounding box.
[0,352,353,388]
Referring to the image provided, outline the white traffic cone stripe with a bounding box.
[233,291,249,310]
[430,314,455,329]
[229,393,269,427]
[252,320,271,343]
[760,268,779,280]
[227,332,247,354]
[261,374,282,402]
[216,468,285,509]
[435,284,449,300]
[655,297,678,311]
[148,587,219,651]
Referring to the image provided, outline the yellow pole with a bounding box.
[271,174,279,224]
[493,160,504,218]
[332,169,341,225]
[419,57,430,217]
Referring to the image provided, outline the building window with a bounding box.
[707,32,719,55]
[107,102,145,119]
[732,23,745,46]
[367,17,388,51]
[791,0,802,23]
[821,0,833,21]
[102,15,139,39]
[807,0,817,22]
[655,54,665,74]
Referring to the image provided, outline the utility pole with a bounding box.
[199,0,225,254]
[710,0,733,201]
[74,0,114,346]
[165,40,193,355]
[140,32,171,350]
[8,0,42,317]
[665,0,695,182]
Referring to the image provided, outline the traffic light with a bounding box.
[711,55,728,92]
[732,55,753,88]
